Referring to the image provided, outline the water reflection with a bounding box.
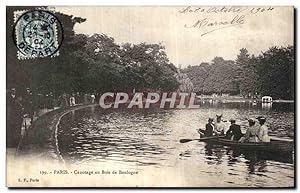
[262,103,272,111]
[57,101,294,187]
[204,144,293,175]
[58,109,170,166]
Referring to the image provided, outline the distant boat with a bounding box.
[262,96,272,103]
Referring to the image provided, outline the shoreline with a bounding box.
[17,103,98,162]
[196,96,294,103]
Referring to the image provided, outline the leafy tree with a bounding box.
[6,7,86,96]
[182,46,294,100]
[7,7,180,97]
[203,57,237,94]
[118,42,178,91]
[182,63,211,93]
[235,48,258,97]
[256,46,294,99]
[183,58,240,95]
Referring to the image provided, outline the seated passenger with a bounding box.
[199,118,214,137]
[257,116,270,142]
[226,119,243,141]
[239,118,260,143]
[214,114,225,135]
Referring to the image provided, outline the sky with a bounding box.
[55,6,293,68]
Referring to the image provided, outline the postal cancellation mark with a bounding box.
[13,9,63,60]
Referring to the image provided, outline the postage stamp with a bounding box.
[13,9,63,59]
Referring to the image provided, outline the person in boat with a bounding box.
[198,118,214,137]
[214,114,225,135]
[226,119,243,141]
[239,118,260,142]
[257,116,270,142]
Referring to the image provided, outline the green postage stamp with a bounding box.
[13,9,63,59]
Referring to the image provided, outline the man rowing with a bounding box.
[226,119,243,141]
[198,118,214,137]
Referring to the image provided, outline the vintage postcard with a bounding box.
[6,6,294,188]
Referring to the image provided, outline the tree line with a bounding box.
[7,8,294,100]
[7,7,179,98]
[182,46,294,100]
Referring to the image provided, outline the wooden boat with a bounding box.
[200,134,294,152]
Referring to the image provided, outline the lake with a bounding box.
[57,101,294,187]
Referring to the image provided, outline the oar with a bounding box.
[180,138,202,143]
[180,136,225,143]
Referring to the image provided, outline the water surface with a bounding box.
[58,101,294,187]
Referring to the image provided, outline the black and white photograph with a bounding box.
[5,5,295,188]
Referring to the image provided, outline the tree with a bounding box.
[182,46,294,100]
[118,42,179,91]
[182,59,240,95]
[203,57,238,94]
[6,7,86,96]
[256,46,294,99]
[235,48,258,97]
[182,63,210,93]
[7,7,180,96]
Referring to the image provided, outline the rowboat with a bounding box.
[200,134,294,152]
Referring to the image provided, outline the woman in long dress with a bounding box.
[214,114,225,135]
[239,118,260,143]
[257,116,270,142]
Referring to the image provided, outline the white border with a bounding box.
[1,0,298,6]
[0,0,298,192]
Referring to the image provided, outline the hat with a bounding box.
[216,114,223,118]
[248,118,255,124]
[208,118,214,122]
[229,119,236,123]
[256,116,266,121]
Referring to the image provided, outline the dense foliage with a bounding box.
[7,8,179,97]
[182,46,294,99]
[7,8,294,100]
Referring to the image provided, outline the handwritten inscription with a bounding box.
[179,6,275,36]
[179,6,274,14]
[185,15,245,36]
[179,6,248,14]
